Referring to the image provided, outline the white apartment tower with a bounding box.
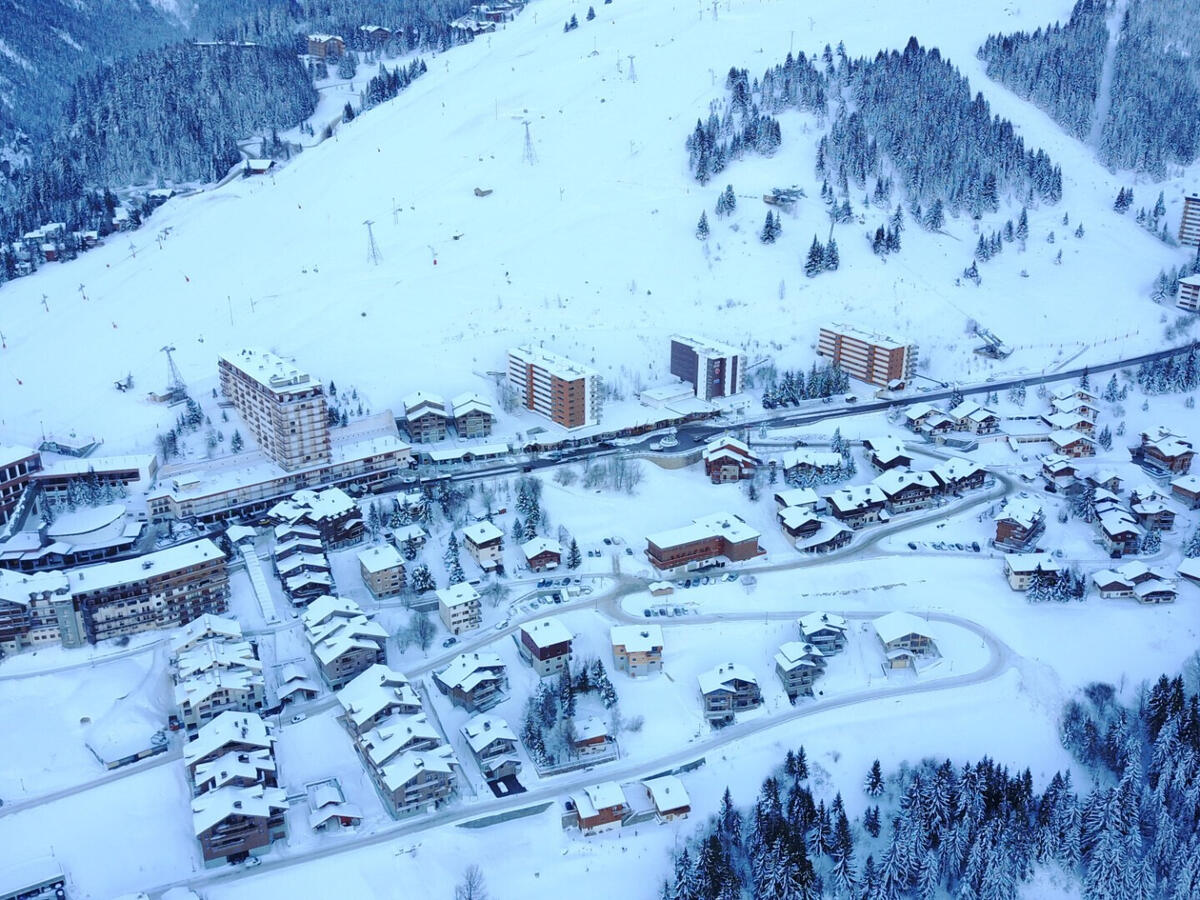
[218,350,331,471]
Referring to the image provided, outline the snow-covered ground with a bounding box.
[4,0,1200,896]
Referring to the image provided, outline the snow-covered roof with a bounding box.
[1050,430,1094,450]
[865,436,908,463]
[1051,386,1098,403]
[792,518,852,551]
[774,487,819,508]
[647,512,760,549]
[1177,558,1200,581]
[778,506,820,530]
[390,523,429,543]
[171,614,243,654]
[270,487,357,524]
[336,665,419,728]
[995,497,1042,528]
[437,582,481,609]
[0,568,70,607]
[193,749,276,790]
[301,594,364,629]
[828,484,884,512]
[572,782,626,818]
[463,520,504,546]
[872,468,938,497]
[286,571,333,593]
[34,453,155,481]
[904,402,939,422]
[774,641,825,671]
[358,714,442,768]
[509,345,598,381]
[84,698,165,765]
[461,714,517,752]
[824,323,909,350]
[175,639,261,681]
[798,611,847,636]
[379,746,457,790]
[521,536,562,560]
[358,544,403,573]
[671,333,743,358]
[698,662,757,695]
[642,775,690,813]
[1041,454,1075,473]
[932,457,985,484]
[1142,427,1193,458]
[1043,412,1089,430]
[0,444,36,470]
[1004,553,1060,575]
[610,624,663,653]
[780,449,842,470]
[521,616,572,649]
[1133,580,1176,599]
[184,712,271,768]
[451,392,493,417]
[67,539,223,595]
[276,552,330,576]
[1171,475,1200,494]
[403,391,447,417]
[1098,509,1142,538]
[219,349,318,394]
[192,784,288,836]
[307,33,343,42]
[309,618,387,666]
[435,651,505,692]
[873,611,932,645]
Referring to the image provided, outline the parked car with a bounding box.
[290,713,307,724]
[603,538,612,545]
[674,607,685,616]
[972,541,981,552]
[495,620,509,630]
[683,579,693,587]
[625,548,633,556]
[644,609,653,618]
[243,857,262,869]
[442,637,457,648]
[907,542,917,550]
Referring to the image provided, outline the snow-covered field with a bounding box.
[1,0,1198,453]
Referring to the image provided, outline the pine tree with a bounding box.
[696,211,710,240]
[586,6,595,20]
[568,539,582,569]
[230,430,243,453]
[761,211,778,244]
[923,198,944,231]
[823,237,840,271]
[1016,206,1029,243]
[865,759,885,797]
[805,236,824,277]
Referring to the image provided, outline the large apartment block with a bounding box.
[507,346,600,429]
[0,539,229,651]
[669,335,745,401]
[1180,192,1200,248]
[218,349,331,471]
[817,325,917,387]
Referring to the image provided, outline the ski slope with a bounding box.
[0,0,1195,453]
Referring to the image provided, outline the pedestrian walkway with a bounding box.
[241,545,282,625]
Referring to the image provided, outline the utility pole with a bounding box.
[627,55,637,83]
[522,121,537,165]
[364,219,381,265]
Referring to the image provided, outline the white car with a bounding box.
[290,713,307,724]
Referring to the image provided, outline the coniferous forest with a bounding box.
[664,664,1200,899]
[687,38,1062,217]
[979,0,1200,175]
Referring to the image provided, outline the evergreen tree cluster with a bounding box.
[760,363,851,408]
[520,658,617,767]
[805,235,839,276]
[760,211,783,244]
[979,0,1200,175]
[1152,247,1200,305]
[685,64,801,184]
[1026,567,1087,603]
[363,57,427,110]
[0,42,316,250]
[1134,344,1200,396]
[819,38,1063,217]
[668,671,1200,900]
[977,1,1108,141]
[870,224,900,257]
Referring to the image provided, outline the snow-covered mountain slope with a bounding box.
[0,0,1196,452]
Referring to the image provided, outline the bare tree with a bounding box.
[454,865,488,900]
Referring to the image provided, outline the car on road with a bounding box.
[603,538,612,545]
[560,578,571,586]
[683,579,692,587]
[644,609,652,618]
[907,542,917,550]
[495,620,509,630]
[625,548,633,556]
[290,713,307,724]
[674,607,685,616]
[725,573,738,582]
[972,542,981,552]
[442,637,457,648]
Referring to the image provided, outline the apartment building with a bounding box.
[357,544,405,599]
[433,652,508,711]
[1179,275,1200,313]
[698,663,762,726]
[437,583,482,635]
[451,393,494,439]
[610,624,664,677]
[669,334,745,401]
[0,445,42,525]
[518,616,573,677]
[218,349,331,471]
[645,512,764,571]
[1180,192,1200,248]
[817,325,917,387]
[463,521,504,573]
[507,346,600,429]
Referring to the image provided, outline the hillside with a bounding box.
[0,0,1197,453]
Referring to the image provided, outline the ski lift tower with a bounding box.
[161,344,188,404]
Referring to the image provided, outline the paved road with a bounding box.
[144,606,1015,899]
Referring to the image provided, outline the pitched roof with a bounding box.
[437,582,481,608]
[873,611,932,645]
[461,714,517,752]
[379,746,457,790]
[357,544,404,573]
[521,536,563,559]
[184,712,271,767]
[643,774,690,812]
[798,611,847,635]
[610,624,664,653]
[521,616,572,648]
[435,652,505,692]
[192,784,288,836]
[463,520,504,546]
[698,662,757,694]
